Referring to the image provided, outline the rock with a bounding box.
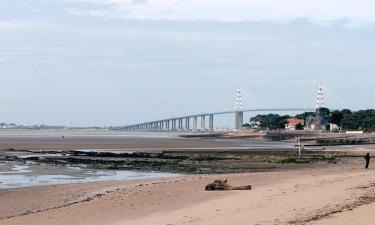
[205,179,252,191]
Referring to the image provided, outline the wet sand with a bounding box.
[1,160,375,225]
[0,133,269,151]
[0,130,374,153]
[0,135,226,151]
[0,130,298,152]
[0,161,180,189]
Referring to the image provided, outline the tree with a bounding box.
[295,123,304,130]
[250,114,290,130]
[341,109,352,116]
[242,123,251,129]
[341,109,375,131]
[329,110,343,125]
[341,113,354,130]
[329,109,352,127]
[295,112,315,124]
[250,109,375,132]
[317,107,330,118]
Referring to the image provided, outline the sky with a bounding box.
[1,0,375,127]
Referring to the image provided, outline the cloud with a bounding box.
[68,0,375,25]
[132,0,147,4]
[0,20,54,31]
[1,0,375,125]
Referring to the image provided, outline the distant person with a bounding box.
[364,153,370,169]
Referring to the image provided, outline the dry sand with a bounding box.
[1,158,375,225]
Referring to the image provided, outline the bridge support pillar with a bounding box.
[193,116,198,131]
[185,117,190,131]
[178,118,182,131]
[201,115,206,130]
[209,114,214,131]
[235,111,244,131]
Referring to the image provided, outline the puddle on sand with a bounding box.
[0,161,180,189]
[17,153,64,159]
[0,165,32,174]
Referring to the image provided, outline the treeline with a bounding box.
[330,109,375,131]
[248,108,375,131]
[249,114,290,130]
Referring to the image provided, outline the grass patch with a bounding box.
[279,155,336,164]
[179,165,200,173]
[87,163,119,170]
[279,157,312,164]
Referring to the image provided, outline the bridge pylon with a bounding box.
[235,87,244,130]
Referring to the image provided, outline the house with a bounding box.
[329,123,340,131]
[285,118,305,130]
[250,120,261,130]
[306,114,328,131]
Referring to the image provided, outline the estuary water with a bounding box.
[0,161,180,189]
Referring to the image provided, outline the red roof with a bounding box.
[287,118,305,126]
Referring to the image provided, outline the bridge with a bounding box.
[122,87,315,132]
[121,108,314,132]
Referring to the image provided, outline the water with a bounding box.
[17,153,64,159]
[0,165,32,174]
[0,129,181,138]
[0,162,181,189]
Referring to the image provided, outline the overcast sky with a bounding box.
[1,0,375,126]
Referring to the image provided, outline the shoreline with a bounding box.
[1,163,375,225]
[2,148,358,176]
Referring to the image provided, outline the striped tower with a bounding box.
[316,83,325,109]
[315,83,327,130]
[235,87,244,130]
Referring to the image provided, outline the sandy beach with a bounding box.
[1,159,375,225]
[1,131,375,225]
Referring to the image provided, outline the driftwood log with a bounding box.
[205,179,252,191]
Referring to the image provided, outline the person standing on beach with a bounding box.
[364,153,370,169]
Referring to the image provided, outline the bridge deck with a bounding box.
[122,108,313,131]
